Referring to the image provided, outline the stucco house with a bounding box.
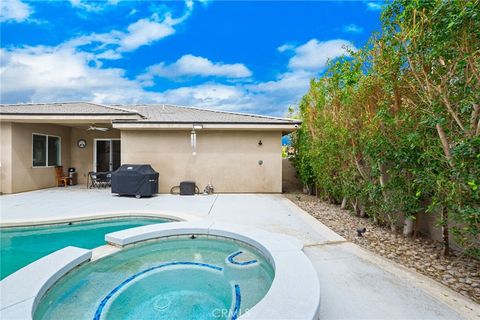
[0,102,300,194]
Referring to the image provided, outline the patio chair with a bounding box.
[104,172,112,188]
[87,171,101,189]
[97,172,109,188]
[55,166,72,187]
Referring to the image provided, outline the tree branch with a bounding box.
[471,104,479,136]
[436,124,453,164]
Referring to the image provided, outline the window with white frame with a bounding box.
[32,134,61,167]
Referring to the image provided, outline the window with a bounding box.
[47,136,61,166]
[32,135,46,167]
[32,134,61,167]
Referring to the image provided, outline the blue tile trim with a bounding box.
[227,251,258,266]
[93,261,223,320]
[231,284,241,320]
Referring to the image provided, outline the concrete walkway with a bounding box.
[1,187,478,319]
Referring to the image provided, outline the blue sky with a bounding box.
[1,0,383,116]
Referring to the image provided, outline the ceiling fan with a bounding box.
[87,124,109,132]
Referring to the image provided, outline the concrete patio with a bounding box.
[1,187,478,319]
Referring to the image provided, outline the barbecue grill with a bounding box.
[111,164,159,198]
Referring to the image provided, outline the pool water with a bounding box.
[0,217,169,279]
[34,236,275,320]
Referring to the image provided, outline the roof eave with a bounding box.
[0,114,141,122]
[112,122,301,131]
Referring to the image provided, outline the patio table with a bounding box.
[87,171,112,189]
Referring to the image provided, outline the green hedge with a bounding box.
[291,0,480,257]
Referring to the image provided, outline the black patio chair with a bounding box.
[96,172,111,188]
[87,171,102,189]
[105,172,112,188]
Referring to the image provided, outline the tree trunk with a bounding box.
[379,163,399,229]
[442,206,450,256]
[351,198,361,216]
[379,163,389,201]
[390,223,397,232]
[470,103,479,137]
[351,198,367,217]
[303,185,310,195]
[413,215,419,238]
[436,124,452,162]
[341,197,348,210]
[359,201,366,218]
[354,156,369,181]
[403,217,414,237]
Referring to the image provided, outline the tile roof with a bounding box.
[0,102,138,115]
[116,104,301,124]
[0,102,300,125]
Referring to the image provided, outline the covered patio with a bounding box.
[1,121,123,193]
[0,103,140,194]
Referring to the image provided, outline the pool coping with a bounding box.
[0,210,198,228]
[0,246,91,319]
[105,221,321,320]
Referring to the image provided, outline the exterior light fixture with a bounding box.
[191,129,197,155]
[191,124,203,156]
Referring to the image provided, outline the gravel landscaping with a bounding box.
[285,193,480,304]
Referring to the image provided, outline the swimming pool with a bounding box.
[34,236,275,320]
[0,217,169,279]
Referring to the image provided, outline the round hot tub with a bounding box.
[34,236,274,320]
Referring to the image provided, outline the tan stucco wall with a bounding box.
[70,128,120,184]
[121,130,282,193]
[0,122,13,194]
[9,123,71,193]
[282,158,303,193]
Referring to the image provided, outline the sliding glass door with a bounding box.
[95,139,121,172]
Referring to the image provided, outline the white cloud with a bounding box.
[170,39,355,114]
[286,39,355,71]
[1,37,354,116]
[250,70,312,93]
[94,50,122,60]
[140,54,252,82]
[123,11,188,51]
[69,0,119,12]
[63,2,194,55]
[342,23,363,34]
[0,46,256,111]
[158,83,244,107]
[0,46,159,104]
[0,44,298,115]
[119,18,176,51]
[277,43,295,53]
[69,0,101,12]
[0,0,32,23]
[149,73,313,115]
[366,2,383,11]
[140,68,317,114]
